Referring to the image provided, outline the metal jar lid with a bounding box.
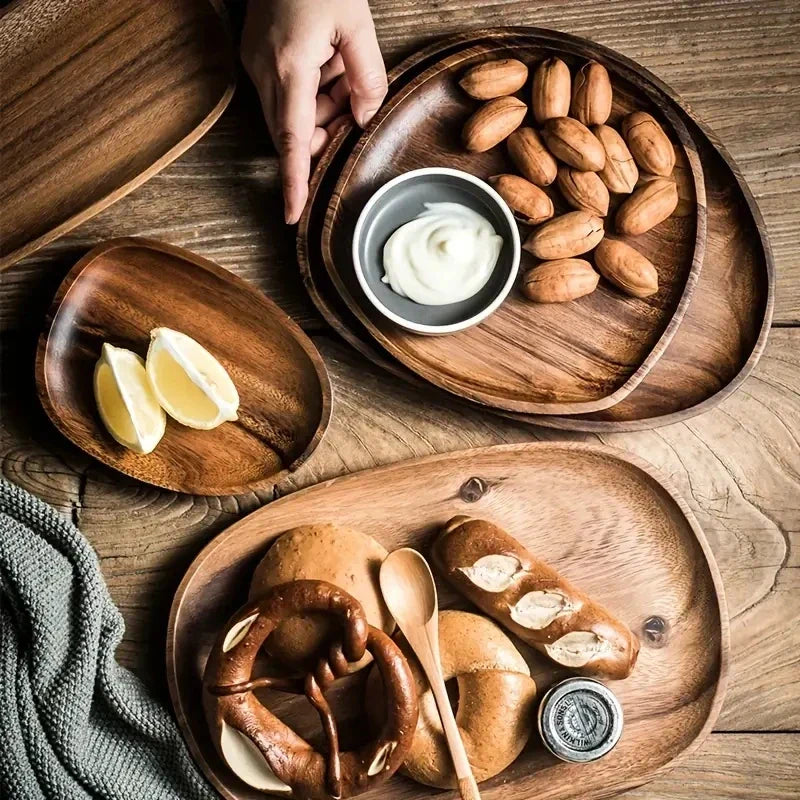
[537,678,623,763]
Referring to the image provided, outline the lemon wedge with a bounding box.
[94,343,166,454]
[145,327,239,430]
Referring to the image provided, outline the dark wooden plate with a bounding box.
[0,0,235,270]
[167,442,729,800]
[35,238,331,495]
[298,28,774,431]
[320,35,706,415]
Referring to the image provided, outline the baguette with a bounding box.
[431,515,639,679]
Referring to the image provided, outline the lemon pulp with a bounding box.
[93,344,166,454]
[145,327,239,430]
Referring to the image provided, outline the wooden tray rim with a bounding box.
[298,26,774,432]
[0,0,237,272]
[166,440,730,799]
[320,34,707,415]
[34,236,333,495]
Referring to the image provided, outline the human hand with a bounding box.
[242,0,388,224]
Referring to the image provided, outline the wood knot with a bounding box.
[642,615,669,648]
[459,477,487,503]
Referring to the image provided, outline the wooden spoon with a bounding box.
[380,548,481,800]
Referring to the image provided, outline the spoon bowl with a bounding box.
[379,547,438,627]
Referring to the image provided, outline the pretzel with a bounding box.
[203,580,418,799]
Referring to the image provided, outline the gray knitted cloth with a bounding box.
[0,478,215,800]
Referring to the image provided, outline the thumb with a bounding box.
[338,20,387,128]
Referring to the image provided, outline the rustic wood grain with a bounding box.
[3,332,796,733]
[321,33,705,415]
[1,2,798,796]
[35,238,331,494]
[0,0,235,268]
[169,442,727,800]
[1,1,796,329]
[623,733,800,799]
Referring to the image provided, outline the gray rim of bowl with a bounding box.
[351,166,521,335]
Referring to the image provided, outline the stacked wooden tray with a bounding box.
[298,28,774,432]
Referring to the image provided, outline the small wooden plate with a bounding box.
[36,238,331,495]
[298,28,774,431]
[321,35,706,415]
[0,0,235,270]
[167,442,729,800]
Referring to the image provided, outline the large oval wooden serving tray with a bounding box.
[0,0,235,270]
[167,442,729,800]
[298,28,773,432]
[321,37,706,415]
[35,238,331,495]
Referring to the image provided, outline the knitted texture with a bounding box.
[0,478,214,800]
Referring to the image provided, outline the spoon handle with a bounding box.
[423,630,482,800]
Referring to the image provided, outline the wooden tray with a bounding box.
[298,28,774,431]
[167,442,729,800]
[36,238,331,495]
[0,0,235,270]
[320,35,706,415]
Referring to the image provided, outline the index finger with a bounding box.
[276,64,320,224]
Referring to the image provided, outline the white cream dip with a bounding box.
[381,202,503,305]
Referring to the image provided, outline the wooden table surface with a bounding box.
[2,1,798,798]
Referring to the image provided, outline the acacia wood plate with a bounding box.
[167,442,729,800]
[320,34,706,415]
[298,28,774,431]
[35,238,331,495]
[0,0,235,270]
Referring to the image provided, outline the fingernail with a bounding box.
[356,106,380,128]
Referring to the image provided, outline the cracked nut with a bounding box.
[459,58,529,99]
[490,174,554,225]
[532,56,571,123]
[542,117,606,172]
[622,111,676,177]
[556,165,610,216]
[522,259,599,303]
[593,123,639,193]
[507,127,559,186]
[615,176,678,235]
[570,60,613,126]
[594,238,659,298]
[524,210,605,260]
[462,96,527,152]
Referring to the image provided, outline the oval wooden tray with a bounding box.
[298,28,774,432]
[35,238,331,495]
[320,36,706,415]
[167,442,729,800]
[0,0,235,270]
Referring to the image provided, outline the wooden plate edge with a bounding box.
[34,237,333,496]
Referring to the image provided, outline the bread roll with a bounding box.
[431,516,639,679]
[250,524,394,667]
[366,610,536,788]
